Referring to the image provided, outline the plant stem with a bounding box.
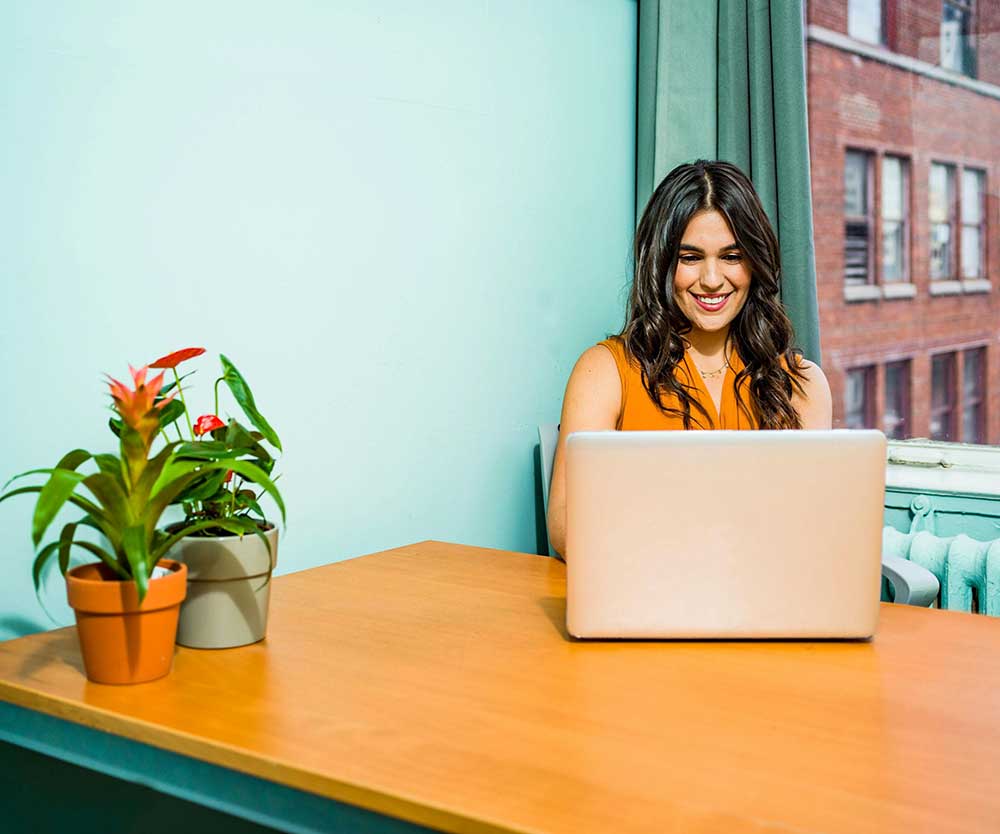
[214,376,223,418]
[174,368,195,439]
[229,472,237,516]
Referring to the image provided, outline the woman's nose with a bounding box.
[700,259,725,291]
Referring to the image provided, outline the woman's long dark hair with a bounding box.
[622,159,806,429]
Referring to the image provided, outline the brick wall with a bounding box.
[806,12,1000,443]
[808,1,1000,87]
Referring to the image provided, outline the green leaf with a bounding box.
[156,397,187,429]
[69,539,125,577]
[3,466,59,492]
[32,541,61,594]
[176,470,229,503]
[171,440,251,461]
[31,469,88,548]
[94,454,122,476]
[108,417,123,438]
[122,525,150,601]
[159,370,195,398]
[151,516,271,562]
[219,355,282,452]
[58,521,78,576]
[56,449,92,471]
[149,457,285,531]
[133,442,181,505]
[81,471,131,528]
[235,492,266,520]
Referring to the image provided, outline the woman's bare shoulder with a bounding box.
[562,343,622,429]
[790,356,832,429]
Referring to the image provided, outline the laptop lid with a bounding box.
[565,430,886,639]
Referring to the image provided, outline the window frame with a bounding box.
[930,352,958,442]
[883,359,911,440]
[960,168,986,281]
[845,365,876,429]
[962,346,987,444]
[940,0,977,78]
[844,149,876,287]
[880,154,910,284]
[929,162,958,282]
[847,0,885,47]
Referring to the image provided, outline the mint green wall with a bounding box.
[0,2,637,638]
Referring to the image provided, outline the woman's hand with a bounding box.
[547,345,622,558]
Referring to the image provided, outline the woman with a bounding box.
[547,160,832,558]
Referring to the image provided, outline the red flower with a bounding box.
[194,414,226,437]
[149,347,206,369]
[224,470,234,484]
[107,365,176,447]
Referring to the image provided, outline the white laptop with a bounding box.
[565,430,886,639]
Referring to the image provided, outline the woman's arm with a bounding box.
[792,359,833,429]
[547,345,622,559]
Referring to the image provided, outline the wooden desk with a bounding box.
[2,541,1000,833]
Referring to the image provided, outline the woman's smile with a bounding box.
[690,291,733,312]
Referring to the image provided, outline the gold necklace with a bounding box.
[695,349,731,379]
[698,361,729,379]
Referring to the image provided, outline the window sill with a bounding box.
[929,280,963,296]
[843,284,882,302]
[843,283,917,302]
[962,279,992,294]
[882,282,917,300]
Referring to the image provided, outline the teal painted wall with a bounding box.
[0,2,637,638]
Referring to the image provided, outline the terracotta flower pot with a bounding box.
[170,526,278,649]
[65,559,187,685]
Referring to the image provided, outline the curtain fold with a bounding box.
[637,0,822,363]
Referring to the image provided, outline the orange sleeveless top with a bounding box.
[598,337,758,430]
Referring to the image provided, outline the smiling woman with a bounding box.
[546,159,833,557]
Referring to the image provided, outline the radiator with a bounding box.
[883,526,1000,615]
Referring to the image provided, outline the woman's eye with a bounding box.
[723,253,743,263]
[679,254,700,264]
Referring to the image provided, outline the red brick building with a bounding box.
[806,0,1000,443]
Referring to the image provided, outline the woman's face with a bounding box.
[672,209,751,336]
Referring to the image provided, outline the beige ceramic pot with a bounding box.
[170,526,278,649]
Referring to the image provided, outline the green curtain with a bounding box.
[636,0,822,363]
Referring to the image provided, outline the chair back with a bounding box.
[538,424,559,555]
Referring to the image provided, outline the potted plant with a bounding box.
[0,363,270,683]
[145,347,286,649]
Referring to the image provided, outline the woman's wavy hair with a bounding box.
[622,159,805,429]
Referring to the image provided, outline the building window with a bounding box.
[961,169,985,280]
[931,353,957,441]
[962,347,987,443]
[844,150,873,285]
[881,156,908,283]
[929,163,956,280]
[845,366,875,429]
[848,0,883,45]
[884,360,911,439]
[941,1,976,77]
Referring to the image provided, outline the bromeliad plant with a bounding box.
[142,347,284,540]
[0,361,284,603]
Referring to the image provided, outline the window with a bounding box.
[962,347,987,443]
[881,156,908,283]
[941,1,976,77]
[848,0,883,45]
[884,360,911,439]
[929,163,956,280]
[845,366,875,429]
[844,150,873,285]
[961,169,985,280]
[931,353,957,441]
